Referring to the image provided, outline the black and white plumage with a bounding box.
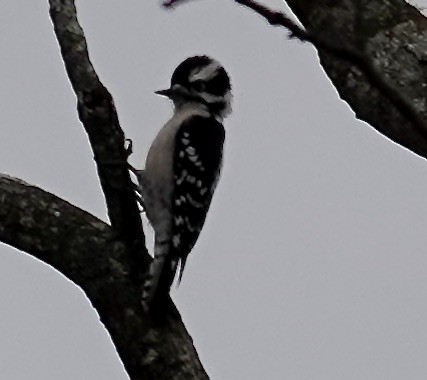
[136,56,232,308]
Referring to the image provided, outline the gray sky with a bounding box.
[2,1,427,379]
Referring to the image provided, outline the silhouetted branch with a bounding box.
[49,0,144,245]
[0,174,208,380]
[234,0,427,140]
[0,1,211,379]
[162,0,192,7]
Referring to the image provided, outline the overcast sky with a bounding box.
[2,1,427,379]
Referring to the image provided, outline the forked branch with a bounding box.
[0,1,211,379]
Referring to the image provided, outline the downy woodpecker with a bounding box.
[135,56,232,308]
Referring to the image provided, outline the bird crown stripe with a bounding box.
[189,61,222,83]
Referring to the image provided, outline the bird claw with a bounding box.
[126,162,148,214]
[125,138,133,158]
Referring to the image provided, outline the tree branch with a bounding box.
[286,0,427,158]
[1,1,214,378]
[233,0,427,140]
[237,0,427,159]
[0,174,209,380]
[48,0,144,248]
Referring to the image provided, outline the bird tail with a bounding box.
[177,256,188,285]
[142,238,178,310]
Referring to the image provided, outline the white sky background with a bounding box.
[1,0,427,379]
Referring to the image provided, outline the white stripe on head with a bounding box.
[198,88,232,120]
[189,60,222,83]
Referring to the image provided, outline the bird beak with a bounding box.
[155,88,173,97]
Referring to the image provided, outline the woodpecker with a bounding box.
[134,56,232,308]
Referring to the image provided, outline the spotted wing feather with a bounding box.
[172,115,225,282]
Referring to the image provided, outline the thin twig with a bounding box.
[162,0,193,7]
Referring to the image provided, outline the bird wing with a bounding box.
[171,114,225,282]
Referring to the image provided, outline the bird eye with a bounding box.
[193,80,206,92]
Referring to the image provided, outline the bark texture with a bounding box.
[0,176,208,380]
[285,0,427,158]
